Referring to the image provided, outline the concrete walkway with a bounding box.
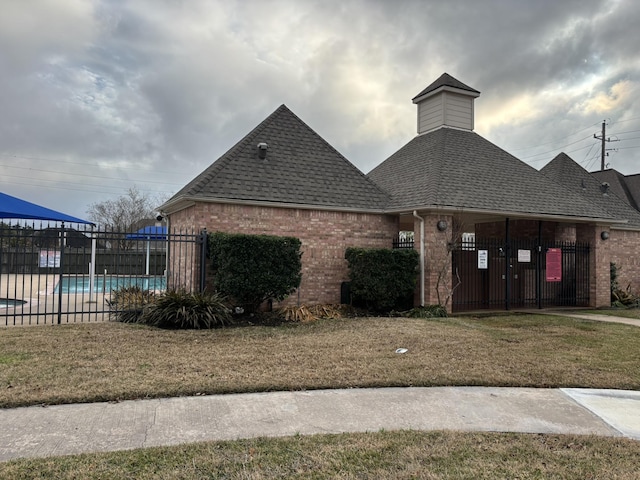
[1,387,639,462]
[548,311,640,327]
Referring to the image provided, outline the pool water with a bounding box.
[55,276,167,294]
[0,298,27,309]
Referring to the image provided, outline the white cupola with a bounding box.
[412,73,480,134]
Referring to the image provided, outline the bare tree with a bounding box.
[87,186,159,231]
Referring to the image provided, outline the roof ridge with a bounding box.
[171,105,290,198]
[164,105,390,211]
[412,73,480,101]
[278,107,391,204]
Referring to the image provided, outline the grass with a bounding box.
[1,314,639,408]
[1,430,640,479]
[1,313,639,477]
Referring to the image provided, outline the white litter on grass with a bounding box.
[395,348,408,354]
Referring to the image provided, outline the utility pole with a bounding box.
[594,121,619,171]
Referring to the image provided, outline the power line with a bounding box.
[518,135,594,160]
[506,121,602,152]
[0,152,194,178]
[0,172,176,197]
[0,163,185,187]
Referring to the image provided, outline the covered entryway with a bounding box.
[452,236,590,312]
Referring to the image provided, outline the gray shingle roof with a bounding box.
[367,128,615,220]
[412,73,480,101]
[166,105,389,211]
[541,154,640,229]
[591,169,640,211]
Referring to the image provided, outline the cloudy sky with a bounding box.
[1,0,640,220]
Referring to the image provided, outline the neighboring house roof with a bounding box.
[541,154,640,229]
[162,105,389,213]
[591,169,640,211]
[412,72,480,102]
[367,128,615,220]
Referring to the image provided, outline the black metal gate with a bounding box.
[1,222,207,326]
[452,237,590,312]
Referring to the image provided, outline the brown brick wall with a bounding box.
[610,229,640,294]
[169,202,399,305]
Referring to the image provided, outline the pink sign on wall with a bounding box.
[546,248,562,282]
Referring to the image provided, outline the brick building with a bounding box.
[160,73,640,312]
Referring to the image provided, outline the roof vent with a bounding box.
[257,142,268,160]
[600,182,610,195]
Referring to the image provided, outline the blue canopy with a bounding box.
[0,192,93,224]
[126,226,167,240]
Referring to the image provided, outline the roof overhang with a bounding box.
[412,85,480,104]
[161,195,629,228]
[389,205,623,225]
[159,195,390,216]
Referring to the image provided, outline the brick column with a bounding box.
[576,223,610,308]
[417,214,454,311]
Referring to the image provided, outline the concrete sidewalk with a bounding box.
[550,312,640,327]
[1,387,639,462]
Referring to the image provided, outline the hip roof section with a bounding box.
[167,105,389,211]
[367,127,615,220]
[541,153,640,229]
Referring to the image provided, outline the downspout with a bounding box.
[413,210,425,307]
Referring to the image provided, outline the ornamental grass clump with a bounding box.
[108,286,156,323]
[406,304,448,318]
[142,290,232,329]
[276,304,344,323]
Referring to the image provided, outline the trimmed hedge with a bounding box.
[345,247,419,312]
[209,232,302,312]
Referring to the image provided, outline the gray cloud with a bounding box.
[0,0,639,218]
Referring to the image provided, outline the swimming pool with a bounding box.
[0,298,27,309]
[55,276,167,294]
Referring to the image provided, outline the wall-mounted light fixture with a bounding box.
[601,231,610,240]
[437,220,448,232]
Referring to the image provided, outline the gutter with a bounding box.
[413,210,425,307]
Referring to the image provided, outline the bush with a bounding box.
[209,232,302,312]
[142,290,232,329]
[108,286,156,323]
[345,247,419,312]
[406,304,448,318]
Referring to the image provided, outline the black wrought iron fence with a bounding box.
[452,237,590,312]
[0,221,206,326]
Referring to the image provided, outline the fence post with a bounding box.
[57,223,65,325]
[198,229,207,293]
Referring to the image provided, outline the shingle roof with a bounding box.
[165,105,389,211]
[591,169,640,211]
[367,128,615,220]
[412,73,480,102]
[541,154,640,229]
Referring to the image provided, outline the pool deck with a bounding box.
[1,274,112,326]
